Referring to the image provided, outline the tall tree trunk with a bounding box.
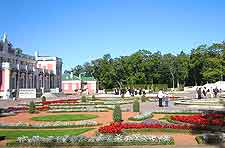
[177,79,180,89]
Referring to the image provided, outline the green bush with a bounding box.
[91,95,96,101]
[81,96,87,103]
[41,96,46,102]
[29,101,36,114]
[113,104,122,122]
[133,99,140,112]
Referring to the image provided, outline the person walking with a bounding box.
[197,87,202,99]
[213,87,219,98]
[164,93,169,107]
[202,87,207,99]
[157,90,164,107]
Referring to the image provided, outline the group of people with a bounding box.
[157,90,169,107]
[196,86,220,99]
[114,88,146,96]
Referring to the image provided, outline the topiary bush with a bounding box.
[113,104,122,122]
[81,96,87,103]
[91,95,96,101]
[29,101,36,114]
[133,99,140,112]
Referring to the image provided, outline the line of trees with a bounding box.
[65,41,225,89]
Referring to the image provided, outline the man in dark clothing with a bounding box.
[197,87,202,99]
[213,87,219,98]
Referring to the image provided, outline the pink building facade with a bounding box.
[0,33,62,99]
[62,73,96,95]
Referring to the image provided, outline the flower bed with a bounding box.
[49,105,114,109]
[7,106,49,112]
[170,114,225,126]
[13,134,174,146]
[128,112,153,121]
[153,110,201,114]
[98,121,205,134]
[48,108,107,113]
[0,120,98,129]
[41,99,79,105]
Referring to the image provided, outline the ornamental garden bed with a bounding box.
[98,121,207,134]
[0,128,93,139]
[0,120,99,129]
[170,113,225,126]
[31,114,97,121]
[128,112,153,121]
[7,134,175,147]
[48,108,108,112]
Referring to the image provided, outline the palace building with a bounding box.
[0,33,62,99]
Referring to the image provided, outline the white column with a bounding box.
[2,62,10,99]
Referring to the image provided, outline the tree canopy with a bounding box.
[65,41,225,89]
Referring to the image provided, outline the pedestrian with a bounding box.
[202,87,207,99]
[134,89,138,95]
[197,87,202,99]
[213,87,219,98]
[157,90,164,107]
[164,93,169,107]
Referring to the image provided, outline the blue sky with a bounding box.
[0,0,225,71]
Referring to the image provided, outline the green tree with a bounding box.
[29,101,36,114]
[113,104,122,122]
[133,99,140,112]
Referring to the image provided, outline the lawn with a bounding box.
[32,114,97,121]
[0,128,93,139]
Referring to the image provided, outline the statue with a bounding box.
[2,32,7,43]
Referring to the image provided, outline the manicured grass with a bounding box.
[32,114,97,121]
[0,128,93,139]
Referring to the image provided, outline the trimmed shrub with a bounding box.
[113,104,122,122]
[133,99,140,112]
[81,96,87,103]
[91,95,96,101]
[29,101,36,114]
[41,96,46,102]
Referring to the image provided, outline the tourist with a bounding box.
[139,88,142,95]
[202,87,207,99]
[157,90,164,107]
[134,89,138,95]
[164,93,169,107]
[197,87,202,99]
[213,87,219,98]
[11,89,17,101]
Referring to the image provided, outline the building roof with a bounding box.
[62,73,80,81]
[62,73,96,81]
[81,76,96,81]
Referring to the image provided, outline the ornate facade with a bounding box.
[0,33,62,99]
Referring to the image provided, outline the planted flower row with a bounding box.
[128,112,153,121]
[15,134,174,146]
[41,99,79,105]
[98,121,206,134]
[48,108,107,113]
[49,105,114,109]
[7,106,49,112]
[0,120,98,129]
[170,113,225,126]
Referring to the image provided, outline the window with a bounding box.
[64,84,69,90]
